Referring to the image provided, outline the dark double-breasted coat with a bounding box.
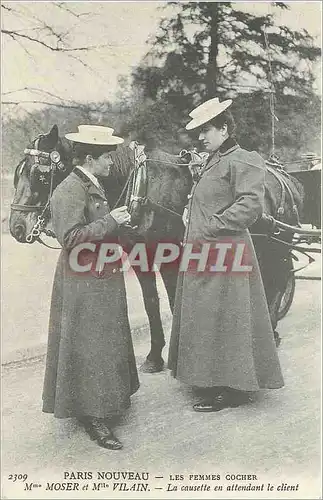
[42,168,139,419]
[168,139,284,391]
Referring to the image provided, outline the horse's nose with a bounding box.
[13,224,26,242]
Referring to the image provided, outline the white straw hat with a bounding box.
[65,125,124,145]
[186,98,233,130]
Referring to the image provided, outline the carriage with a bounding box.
[9,126,321,369]
[274,159,321,320]
[123,143,322,323]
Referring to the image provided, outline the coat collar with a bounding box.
[76,165,103,191]
[202,138,240,173]
[218,137,239,156]
[73,167,107,199]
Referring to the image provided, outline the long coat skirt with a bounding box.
[42,168,139,419]
[168,142,284,391]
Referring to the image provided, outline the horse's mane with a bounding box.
[146,149,184,167]
[109,144,135,181]
[60,137,74,164]
[109,144,184,183]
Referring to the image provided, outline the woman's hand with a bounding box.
[110,206,131,225]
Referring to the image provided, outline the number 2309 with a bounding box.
[8,474,28,482]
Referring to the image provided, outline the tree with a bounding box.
[127,2,321,159]
[133,2,320,104]
[1,101,127,175]
[232,91,321,162]
[1,2,118,113]
[1,3,107,72]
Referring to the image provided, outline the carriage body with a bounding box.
[289,168,321,229]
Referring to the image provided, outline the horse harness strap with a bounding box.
[266,165,286,217]
[145,197,182,218]
[10,204,47,212]
[11,135,65,243]
[126,142,188,219]
[35,235,62,250]
[127,145,307,236]
[266,165,301,225]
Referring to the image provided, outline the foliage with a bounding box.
[1,102,126,175]
[1,2,321,172]
[125,2,321,161]
[133,2,320,102]
[232,92,321,162]
[119,99,188,153]
[2,89,321,176]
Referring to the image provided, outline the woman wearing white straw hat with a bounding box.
[168,98,284,412]
[42,125,139,449]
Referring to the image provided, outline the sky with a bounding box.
[1,1,322,112]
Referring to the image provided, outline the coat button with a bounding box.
[95,203,100,208]
[103,201,108,206]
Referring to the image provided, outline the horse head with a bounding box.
[9,125,73,243]
[125,149,193,240]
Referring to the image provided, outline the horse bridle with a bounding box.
[265,157,301,227]
[123,142,193,220]
[11,135,66,243]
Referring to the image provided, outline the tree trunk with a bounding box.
[206,3,219,97]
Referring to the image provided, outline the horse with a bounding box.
[115,144,305,348]
[9,125,304,371]
[10,126,74,244]
[9,125,191,373]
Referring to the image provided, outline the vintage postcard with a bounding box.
[1,1,322,499]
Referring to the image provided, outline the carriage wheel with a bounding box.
[277,271,296,321]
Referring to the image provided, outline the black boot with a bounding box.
[80,417,123,450]
[193,387,252,412]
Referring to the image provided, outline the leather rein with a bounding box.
[123,142,192,219]
[125,145,305,226]
[126,146,320,268]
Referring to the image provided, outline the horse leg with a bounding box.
[269,244,294,346]
[159,264,178,313]
[262,277,282,347]
[253,238,284,347]
[133,268,165,373]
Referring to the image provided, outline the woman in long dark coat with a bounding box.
[168,98,284,412]
[42,125,139,449]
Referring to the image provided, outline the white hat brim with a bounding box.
[65,133,124,145]
[186,99,232,130]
